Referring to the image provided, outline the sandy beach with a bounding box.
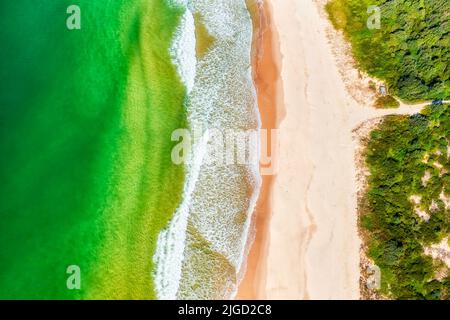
[237,0,283,299]
[263,0,362,299]
[238,0,426,300]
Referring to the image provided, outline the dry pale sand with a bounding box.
[265,0,361,299]
[238,0,426,300]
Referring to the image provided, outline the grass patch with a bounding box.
[374,95,400,109]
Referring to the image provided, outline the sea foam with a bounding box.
[154,0,261,300]
[153,4,198,300]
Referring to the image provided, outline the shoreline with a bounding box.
[237,0,284,300]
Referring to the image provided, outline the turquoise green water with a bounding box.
[0,0,186,299]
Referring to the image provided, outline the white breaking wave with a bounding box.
[154,0,262,300]
[169,8,196,94]
[153,131,209,299]
[153,3,197,300]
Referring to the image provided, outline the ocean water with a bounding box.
[0,0,186,299]
[154,0,261,299]
[0,0,259,300]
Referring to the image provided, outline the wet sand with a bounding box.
[237,0,283,299]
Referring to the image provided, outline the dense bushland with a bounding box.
[362,104,450,299]
[326,0,450,102]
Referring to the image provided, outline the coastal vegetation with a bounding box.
[374,95,400,109]
[326,0,450,299]
[326,0,450,102]
[361,104,450,299]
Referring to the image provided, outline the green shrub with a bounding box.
[361,105,450,299]
[374,95,400,108]
[326,0,450,102]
